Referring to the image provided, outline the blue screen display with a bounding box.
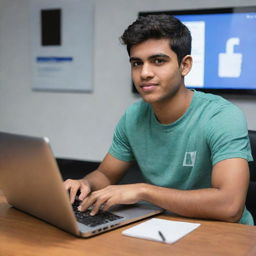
[176,11,256,90]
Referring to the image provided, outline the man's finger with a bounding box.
[78,196,96,212]
[90,198,107,216]
[102,198,114,212]
[63,179,72,190]
[70,186,79,204]
[79,185,90,201]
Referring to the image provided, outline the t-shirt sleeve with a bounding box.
[206,104,253,165]
[108,114,135,162]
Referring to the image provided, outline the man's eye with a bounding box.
[131,61,142,67]
[154,59,166,65]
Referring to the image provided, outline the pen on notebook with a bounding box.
[158,230,166,242]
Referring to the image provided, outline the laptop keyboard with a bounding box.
[72,200,124,227]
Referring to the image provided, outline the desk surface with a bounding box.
[0,191,256,256]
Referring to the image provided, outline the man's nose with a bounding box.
[140,63,154,80]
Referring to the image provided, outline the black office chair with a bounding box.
[246,130,256,224]
[56,158,99,180]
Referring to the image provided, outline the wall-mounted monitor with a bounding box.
[139,7,256,94]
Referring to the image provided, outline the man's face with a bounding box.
[130,39,189,105]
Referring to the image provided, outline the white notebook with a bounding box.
[122,218,200,244]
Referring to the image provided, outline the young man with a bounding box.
[64,15,253,225]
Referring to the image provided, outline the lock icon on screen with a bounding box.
[218,38,242,78]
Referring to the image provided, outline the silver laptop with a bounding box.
[0,132,163,238]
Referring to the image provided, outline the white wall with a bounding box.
[0,0,255,161]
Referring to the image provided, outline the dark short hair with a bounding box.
[120,14,192,64]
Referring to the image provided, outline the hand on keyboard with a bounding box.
[72,200,123,227]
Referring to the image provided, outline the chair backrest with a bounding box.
[246,130,256,224]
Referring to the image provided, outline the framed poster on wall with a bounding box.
[30,0,94,92]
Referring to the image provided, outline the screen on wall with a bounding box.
[139,7,256,94]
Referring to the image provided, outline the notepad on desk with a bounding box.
[122,218,200,244]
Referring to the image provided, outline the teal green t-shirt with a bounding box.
[109,90,254,225]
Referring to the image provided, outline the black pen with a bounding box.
[158,230,166,242]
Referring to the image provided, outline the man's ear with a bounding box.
[180,55,192,76]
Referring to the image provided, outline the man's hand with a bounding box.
[78,184,145,216]
[64,178,91,204]
[63,154,133,211]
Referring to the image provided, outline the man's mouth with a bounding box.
[140,83,158,92]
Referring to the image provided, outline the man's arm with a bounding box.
[64,153,133,203]
[141,158,249,222]
[79,157,249,222]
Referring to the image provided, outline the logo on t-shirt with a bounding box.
[183,152,197,167]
